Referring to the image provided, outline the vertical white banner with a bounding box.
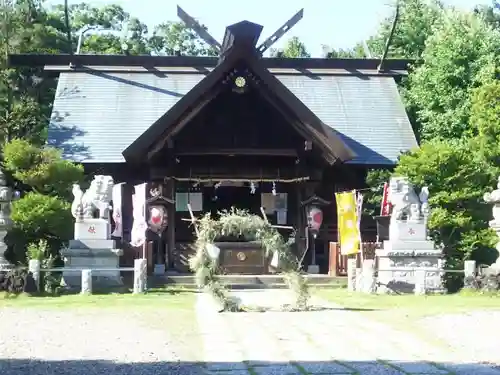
[356,191,364,258]
[111,182,124,238]
[130,183,147,247]
[356,191,364,235]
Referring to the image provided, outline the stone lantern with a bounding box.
[0,170,13,270]
[484,176,500,269]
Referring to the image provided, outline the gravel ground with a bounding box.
[2,296,500,375]
[0,307,205,375]
[420,310,500,366]
[197,290,500,375]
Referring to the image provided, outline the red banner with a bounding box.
[380,182,391,216]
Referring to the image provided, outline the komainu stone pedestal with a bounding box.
[376,177,443,294]
[62,219,123,289]
[377,222,443,294]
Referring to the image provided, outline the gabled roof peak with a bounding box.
[220,21,264,57]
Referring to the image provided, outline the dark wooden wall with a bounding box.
[174,88,304,151]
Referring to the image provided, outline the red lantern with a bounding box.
[307,205,323,233]
[148,205,167,233]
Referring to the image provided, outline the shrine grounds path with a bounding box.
[1,289,500,375]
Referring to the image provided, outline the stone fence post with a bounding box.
[81,269,92,294]
[414,269,427,295]
[355,267,362,291]
[133,258,147,294]
[361,259,376,294]
[347,257,357,292]
[28,259,41,292]
[463,260,477,289]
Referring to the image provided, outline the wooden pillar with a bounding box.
[328,242,338,276]
[166,177,176,270]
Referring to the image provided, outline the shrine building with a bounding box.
[8,10,418,275]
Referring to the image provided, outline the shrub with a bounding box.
[0,268,38,295]
[7,193,72,264]
[26,239,48,262]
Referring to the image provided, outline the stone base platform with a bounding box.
[61,239,123,288]
[376,247,443,294]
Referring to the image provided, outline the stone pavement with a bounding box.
[196,290,500,375]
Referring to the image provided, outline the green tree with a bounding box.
[322,44,366,58]
[474,1,500,30]
[394,140,498,289]
[269,36,310,58]
[3,139,84,199]
[367,7,500,291]
[1,1,220,147]
[367,0,443,59]
[471,80,500,141]
[148,21,218,56]
[407,10,500,141]
[363,168,393,217]
[7,193,73,264]
[2,139,84,264]
[47,3,150,54]
[0,0,63,145]
[321,0,442,61]
[470,80,500,167]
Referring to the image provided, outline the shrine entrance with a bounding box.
[208,184,261,216]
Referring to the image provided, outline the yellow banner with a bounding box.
[335,191,361,255]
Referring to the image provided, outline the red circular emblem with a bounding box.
[313,211,323,225]
[150,208,162,225]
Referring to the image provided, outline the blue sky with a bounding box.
[46,0,490,57]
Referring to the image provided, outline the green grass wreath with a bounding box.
[189,208,309,311]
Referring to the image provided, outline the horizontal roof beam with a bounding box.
[42,64,408,76]
[8,54,413,72]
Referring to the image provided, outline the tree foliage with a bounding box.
[0,0,61,145]
[472,80,500,139]
[149,21,218,56]
[0,1,218,147]
[3,139,84,200]
[369,0,443,59]
[6,192,73,265]
[364,5,500,287]
[2,140,83,264]
[407,10,500,141]
[474,1,500,30]
[395,141,498,269]
[270,36,310,58]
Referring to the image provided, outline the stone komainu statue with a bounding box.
[71,175,114,220]
[388,177,430,222]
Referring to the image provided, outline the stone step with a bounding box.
[157,282,345,290]
[148,274,347,289]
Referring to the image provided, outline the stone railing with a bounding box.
[346,258,475,295]
[28,258,148,294]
